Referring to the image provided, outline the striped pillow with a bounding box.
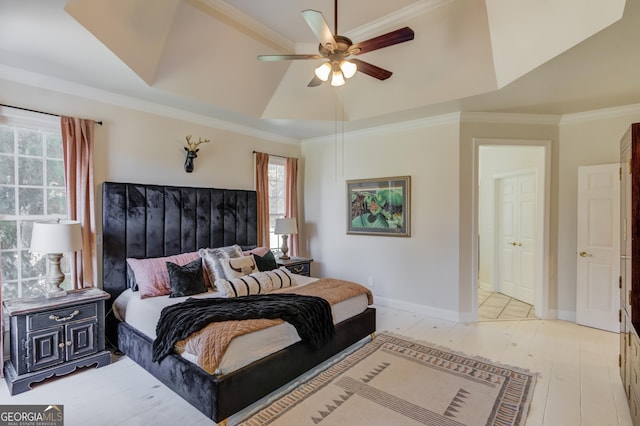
[216,267,295,298]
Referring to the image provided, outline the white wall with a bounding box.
[478,146,545,291]
[302,118,463,320]
[4,75,640,323]
[0,78,302,287]
[557,110,640,319]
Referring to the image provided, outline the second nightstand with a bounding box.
[277,256,313,277]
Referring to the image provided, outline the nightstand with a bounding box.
[277,256,313,277]
[3,287,111,395]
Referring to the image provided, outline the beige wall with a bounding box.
[302,119,463,319]
[557,112,640,319]
[0,78,301,287]
[459,121,559,319]
[478,146,545,292]
[4,76,640,323]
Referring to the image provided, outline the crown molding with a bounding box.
[559,103,640,124]
[346,0,456,41]
[460,111,561,125]
[302,112,461,145]
[197,0,295,52]
[0,65,299,145]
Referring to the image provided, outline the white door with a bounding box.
[576,164,620,332]
[497,172,537,305]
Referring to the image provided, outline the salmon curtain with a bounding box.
[255,152,270,248]
[61,116,96,289]
[285,157,299,256]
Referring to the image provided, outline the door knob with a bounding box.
[579,251,592,257]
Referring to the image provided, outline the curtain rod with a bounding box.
[0,104,103,126]
[252,150,297,159]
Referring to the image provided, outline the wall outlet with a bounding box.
[367,276,375,288]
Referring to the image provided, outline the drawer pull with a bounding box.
[49,310,80,322]
[292,265,304,272]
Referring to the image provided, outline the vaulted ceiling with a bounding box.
[0,0,639,140]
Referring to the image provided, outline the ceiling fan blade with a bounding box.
[302,9,336,49]
[258,54,322,61]
[351,27,415,55]
[307,75,323,87]
[351,59,392,80]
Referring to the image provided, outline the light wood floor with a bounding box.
[0,306,632,426]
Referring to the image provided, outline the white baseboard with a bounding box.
[478,280,493,292]
[374,295,471,323]
[556,309,576,322]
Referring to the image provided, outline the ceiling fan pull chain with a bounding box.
[334,0,338,34]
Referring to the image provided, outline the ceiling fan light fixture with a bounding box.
[314,62,332,81]
[330,69,345,86]
[340,60,357,79]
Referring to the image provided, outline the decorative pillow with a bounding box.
[216,267,296,298]
[243,246,270,257]
[220,255,258,279]
[199,244,244,284]
[167,258,207,298]
[269,267,296,290]
[253,250,278,271]
[127,252,205,299]
[217,272,268,298]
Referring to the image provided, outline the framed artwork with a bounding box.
[346,176,411,237]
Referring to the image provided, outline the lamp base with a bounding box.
[44,253,67,298]
[46,289,67,298]
[279,235,290,260]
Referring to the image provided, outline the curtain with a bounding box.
[285,157,299,256]
[61,116,96,289]
[255,152,270,248]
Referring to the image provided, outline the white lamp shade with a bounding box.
[340,60,357,79]
[314,62,332,81]
[274,218,298,235]
[330,70,345,87]
[30,220,83,254]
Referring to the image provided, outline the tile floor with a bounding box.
[478,287,537,320]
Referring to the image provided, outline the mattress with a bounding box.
[112,275,370,375]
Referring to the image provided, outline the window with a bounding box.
[0,109,68,300]
[268,157,287,250]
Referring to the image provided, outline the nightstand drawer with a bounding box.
[28,303,97,331]
[286,262,310,276]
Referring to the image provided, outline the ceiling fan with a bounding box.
[257,0,415,87]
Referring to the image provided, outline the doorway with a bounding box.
[474,141,550,321]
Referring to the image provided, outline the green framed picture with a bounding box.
[346,176,411,237]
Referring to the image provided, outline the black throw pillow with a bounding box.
[253,250,278,271]
[167,258,207,298]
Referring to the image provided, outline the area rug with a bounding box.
[238,333,536,426]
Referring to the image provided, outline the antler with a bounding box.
[185,134,211,152]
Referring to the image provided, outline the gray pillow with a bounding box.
[199,244,244,286]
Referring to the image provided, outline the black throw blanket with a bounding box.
[152,293,335,363]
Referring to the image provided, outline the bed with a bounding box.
[101,182,376,424]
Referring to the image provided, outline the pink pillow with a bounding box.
[243,246,270,257]
[127,252,210,299]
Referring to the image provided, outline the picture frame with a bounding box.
[346,176,411,237]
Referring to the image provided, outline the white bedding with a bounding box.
[112,275,369,375]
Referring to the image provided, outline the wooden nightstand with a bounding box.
[3,287,111,395]
[277,256,313,277]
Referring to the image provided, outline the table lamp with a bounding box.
[30,219,83,298]
[274,218,297,260]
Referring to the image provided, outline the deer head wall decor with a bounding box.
[183,134,210,173]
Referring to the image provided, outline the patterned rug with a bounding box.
[238,333,536,426]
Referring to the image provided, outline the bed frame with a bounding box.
[101,182,376,424]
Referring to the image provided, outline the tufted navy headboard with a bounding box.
[101,182,257,303]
